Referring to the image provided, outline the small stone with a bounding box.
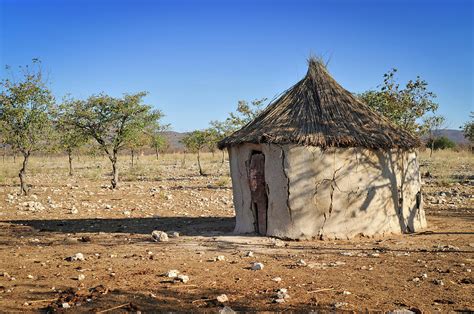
[66,253,85,261]
[219,306,236,314]
[217,294,229,303]
[151,230,169,242]
[168,231,180,238]
[176,274,189,283]
[251,262,264,270]
[421,273,428,279]
[165,270,179,278]
[246,251,254,257]
[412,277,420,282]
[272,277,282,282]
[123,210,131,216]
[77,274,85,281]
[342,290,351,295]
[272,239,285,247]
[296,259,307,267]
[433,279,444,286]
[276,288,289,299]
[333,302,348,308]
[216,255,226,261]
[27,275,34,279]
[274,298,285,303]
[62,303,70,308]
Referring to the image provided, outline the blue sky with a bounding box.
[1,0,472,131]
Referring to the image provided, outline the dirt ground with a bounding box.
[0,151,472,313]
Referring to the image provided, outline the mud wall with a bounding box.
[228,144,426,239]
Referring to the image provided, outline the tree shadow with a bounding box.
[3,217,235,237]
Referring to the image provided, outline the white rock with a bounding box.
[216,255,225,261]
[67,253,85,261]
[62,303,70,308]
[151,230,169,242]
[342,290,351,295]
[276,288,289,299]
[246,251,254,257]
[27,275,34,279]
[251,262,264,270]
[165,270,180,278]
[176,274,189,283]
[216,294,229,303]
[77,274,85,281]
[168,231,180,238]
[296,259,307,267]
[272,277,282,282]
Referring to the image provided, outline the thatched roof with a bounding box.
[218,59,420,150]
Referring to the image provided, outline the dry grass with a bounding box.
[419,149,473,185]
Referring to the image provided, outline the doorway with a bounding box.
[248,151,268,235]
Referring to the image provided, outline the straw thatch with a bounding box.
[218,59,420,150]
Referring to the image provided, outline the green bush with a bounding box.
[426,136,456,150]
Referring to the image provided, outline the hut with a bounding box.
[218,59,427,239]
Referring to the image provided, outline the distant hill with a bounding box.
[431,129,469,145]
[164,129,469,152]
[163,131,187,152]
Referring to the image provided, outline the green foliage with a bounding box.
[63,91,162,158]
[359,68,439,135]
[63,91,163,187]
[461,112,474,144]
[148,123,170,156]
[209,98,267,146]
[182,130,212,153]
[426,136,456,150]
[0,59,55,154]
[55,99,89,155]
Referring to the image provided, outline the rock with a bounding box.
[272,277,282,283]
[272,239,285,247]
[77,274,85,281]
[421,273,428,279]
[168,231,180,238]
[66,253,85,261]
[276,288,289,300]
[433,279,444,286]
[176,274,189,283]
[388,310,416,314]
[219,306,236,314]
[27,275,34,279]
[412,277,420,282]
[217,294,229,303]
[246,251,254,257]
[215,255,226,261]
[123,210,131,216]
[165,270,180,278]
[251,262,264,270]
[62,303,70,309]
[274,298,285,303]
[296,259,307,267]
[151,230,169,242]
[342,290,351,295]
[333,302,348,308]
[70,207,78,214]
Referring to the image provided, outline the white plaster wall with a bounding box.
[228,144,426,239]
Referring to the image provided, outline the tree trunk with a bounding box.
[68,150,73,176]
[131,149,135,167]
[430,138,434,158]
[221,150,225,164]
[19,151,30,195]
[13,153,16,163]
[197,150,204,176]
[110,153,119,189]
[155,147,159,160]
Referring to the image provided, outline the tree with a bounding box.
[359,69,439,135]
[426,136,456,150]
[420,115,445,157]
[55,101,90,176]
[461,112,474,145]
[209,98,267,162]
[64,91,163,188]
[0,60,55,195]
[149,131,168,159]
[182,129,214,176]
[125,130,150,167]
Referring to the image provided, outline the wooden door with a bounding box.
[249,153,268,235]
